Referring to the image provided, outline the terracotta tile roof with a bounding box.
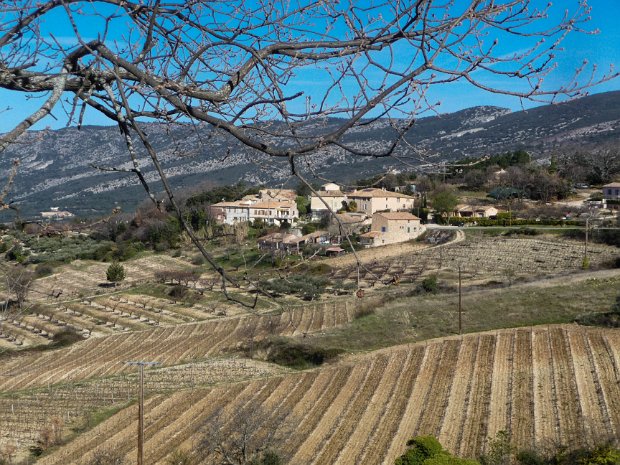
[374,212,419,220]
[311,190,346,198]
[211,201,249,208]
[251,200,295,209]
[349,188,414,199]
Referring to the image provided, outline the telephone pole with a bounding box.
[584,216,590,264]
[458,265,462,335]
[127,361,159,465]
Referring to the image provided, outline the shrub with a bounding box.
[260,275,329,300]
[168,285,188,300]
[168,285,201,305]
[395,436,480,465]
[253,337,343,369]
[420,275,438,294]
[34,263,55,278]
[582,256,591,270]
[52,329,84,347]
[354,306,375,319]
[191,255,205,265]
[5,244,28,263]
[86,447,129,465]
[106,262,126,284]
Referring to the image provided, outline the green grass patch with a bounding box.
[304,275,620,353]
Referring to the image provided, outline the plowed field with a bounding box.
[36,325,620,465]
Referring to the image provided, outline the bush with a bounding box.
[420,275,438,294]
[249,450,282,465]
[191,255,205,265]
[354,306,375,319]
[582,256,591,270]
[34,263,55,278]
[395,436,480,465]
[5,244,28,262]
[514,442,620,465]
[254,337,343,369]
[52,329,84,347]
[86,447,129,465]
[168,285,201,305]
[260,275,329,300]
[168,285,188,300]
[106,262,126,284]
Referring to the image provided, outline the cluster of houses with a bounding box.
[211,183,428,249]
[210,189,299,226]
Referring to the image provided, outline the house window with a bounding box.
[381,226,386,232]
[407,227,410,233]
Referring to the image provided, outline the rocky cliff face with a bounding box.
[1,91,619,219]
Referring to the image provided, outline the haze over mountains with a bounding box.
[2,91,619,220]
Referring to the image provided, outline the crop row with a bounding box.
[0,301,355,391]
[0,358,284,455]
[35,325,620,465]
[331,237,618,286]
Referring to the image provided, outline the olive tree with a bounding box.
[0,1,615,305]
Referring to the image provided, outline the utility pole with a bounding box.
[458,265,462,335]
[127,361,159,465]
[584,216,590,263]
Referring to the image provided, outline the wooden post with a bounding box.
[458,265,462,335]
[127,361,159,465]
[584,217,589,263]
[138,364,144,465]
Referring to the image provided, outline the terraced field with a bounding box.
[1,235,618,464]
[0,358,287,455]
[34,325,620,465]
[331,236,618,288]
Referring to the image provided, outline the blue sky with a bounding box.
[0,0,618,133]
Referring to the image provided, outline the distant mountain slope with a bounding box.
[1,91,619,219]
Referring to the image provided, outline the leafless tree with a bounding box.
[583,145,620,184]
[198,402,294,465]
[0,1,616,305]
[1,265,34,335]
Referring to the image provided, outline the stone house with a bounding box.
[451,204,499,218]
[211,196,299,226]
[209,200,252,224]
[360,212,425,247]
[603,182,620,210]
[310,186,348,220]
[603,183,620,200]
[249,200,299,225]
[348,188,415,215]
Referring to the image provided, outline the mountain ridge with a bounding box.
[1,91,619,219]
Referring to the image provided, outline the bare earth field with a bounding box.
[328,234,618,289]
[0,234,618,463]
[33,325,620,465]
